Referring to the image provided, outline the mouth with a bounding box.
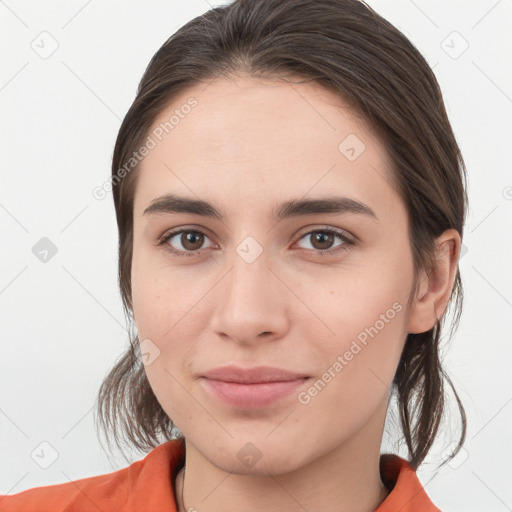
[199,365,310,409]
[199,375,310,409]
[200,364,309,384]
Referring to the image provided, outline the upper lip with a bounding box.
[201,365,309,384]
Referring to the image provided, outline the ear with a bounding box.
[407,229,461,334]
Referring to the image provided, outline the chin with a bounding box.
[198,435,309,477]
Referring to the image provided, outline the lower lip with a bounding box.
[200,377,309,409]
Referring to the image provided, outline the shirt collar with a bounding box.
[375,454,440,511]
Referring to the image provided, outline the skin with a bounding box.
[130,73,460,512]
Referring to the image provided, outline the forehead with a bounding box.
[134,74,402,223]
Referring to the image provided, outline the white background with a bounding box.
[0,1,511,510]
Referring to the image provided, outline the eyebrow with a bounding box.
[143,193,379,222]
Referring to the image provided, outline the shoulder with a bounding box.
[0,439,185,512]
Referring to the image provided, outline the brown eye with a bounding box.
[159,229,214,256]
[295,228,354,255]
[309,231,336,251]
[179,231,205,251]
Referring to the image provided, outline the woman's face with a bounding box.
[131,74,421,475]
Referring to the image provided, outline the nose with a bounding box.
[209,248,290,346]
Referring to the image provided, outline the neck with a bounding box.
[174,400,390,512]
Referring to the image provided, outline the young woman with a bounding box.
[0,0,468,510]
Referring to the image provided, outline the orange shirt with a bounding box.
[0,438,440,511]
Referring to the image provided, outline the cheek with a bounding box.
[131,244,179,337]
[130,258,198,430]
[317,256,410,338]
[297,296,408,441]
[130,248,206,380]
[313,266,411,411]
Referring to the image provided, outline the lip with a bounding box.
[200,377,309,409]
[201,365,309,384]
[199,365,310,409]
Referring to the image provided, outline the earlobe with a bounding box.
[407,229,461,334]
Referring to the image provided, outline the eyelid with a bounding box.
[295,224,355,243]
[157,225,209,244]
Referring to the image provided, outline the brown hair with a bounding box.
[95,0,468,470]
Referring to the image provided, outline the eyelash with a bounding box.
[157,226,355,258]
